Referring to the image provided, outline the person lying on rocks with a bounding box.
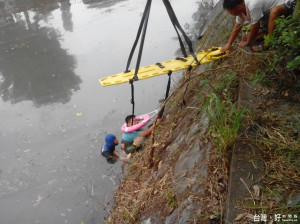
[101,134,128,164]
[221,0,296,52]
[121,115,161,156]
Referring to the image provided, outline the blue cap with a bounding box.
[105,134,116,148]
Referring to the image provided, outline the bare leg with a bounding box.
[252,5,287,51]
[255,29,266,40]
[268,5,287,35]
[121,153,132,175]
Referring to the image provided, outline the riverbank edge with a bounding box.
[105,6,300,224]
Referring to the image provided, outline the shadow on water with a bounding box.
[82,0,127,9]
[0,0,80,107]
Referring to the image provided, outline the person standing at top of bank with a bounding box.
[221,0,296,52]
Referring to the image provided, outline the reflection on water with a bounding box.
[193,0,222,37]
[0,1,219,223]
[0,0,80,107]
[60,0,73,32]
[82,0,127,9]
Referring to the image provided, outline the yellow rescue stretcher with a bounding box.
[99,47,228,87]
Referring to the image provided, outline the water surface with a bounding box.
[0,0,211,223]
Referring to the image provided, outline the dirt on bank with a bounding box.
[104,8,300,224]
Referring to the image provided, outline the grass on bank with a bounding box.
[236,15,300,221]
[104,51,258,223]
[104,15,299,224]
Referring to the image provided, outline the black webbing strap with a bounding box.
[162,0,200,65]
[173,24,187,57]
[124,0,152,81]
[130,79,135,117]
[182,65,193,106]
[158,71,172,118]
[133,3,150,81]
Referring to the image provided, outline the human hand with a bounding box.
[221,43,231,53]
[120,154,132,163]
[156,118,161,124]
[119,156,128,162]
[121,143,126,150]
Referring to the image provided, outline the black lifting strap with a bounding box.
[173,24,187,58]
[182,65,193,106]
[158,71,172,118]
[124,0,152,81]
[162,0,200,65]
[130,79,135,117]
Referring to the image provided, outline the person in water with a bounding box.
[121,115,161,155]
[101,134,127,164]
[221,0,296,52]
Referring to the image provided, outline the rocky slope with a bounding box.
[105,5,300,224]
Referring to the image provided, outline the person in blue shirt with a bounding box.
[101,134,126,164]
[121,115,161,154]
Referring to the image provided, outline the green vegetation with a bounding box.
[203,92,245,154]
[240,15,300,219]
[265,16,300,71]
[166,189,177,208]
[250,68,266,85]
[190,73,245,154]
[250,16,300,89]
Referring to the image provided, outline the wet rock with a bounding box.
[288,192,300,206]
[165,142,180,155]
[141,216,159,224]
[164,208,178,224]
[165,197,196,224]
[157,160,162,170]
[174,141,201,174]
[173,141,211,198]
[178,205,194,224]
[141,218,151,224]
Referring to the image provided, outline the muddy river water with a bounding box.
[0,0,219,223]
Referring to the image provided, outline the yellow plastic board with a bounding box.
[99,47,228,87]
